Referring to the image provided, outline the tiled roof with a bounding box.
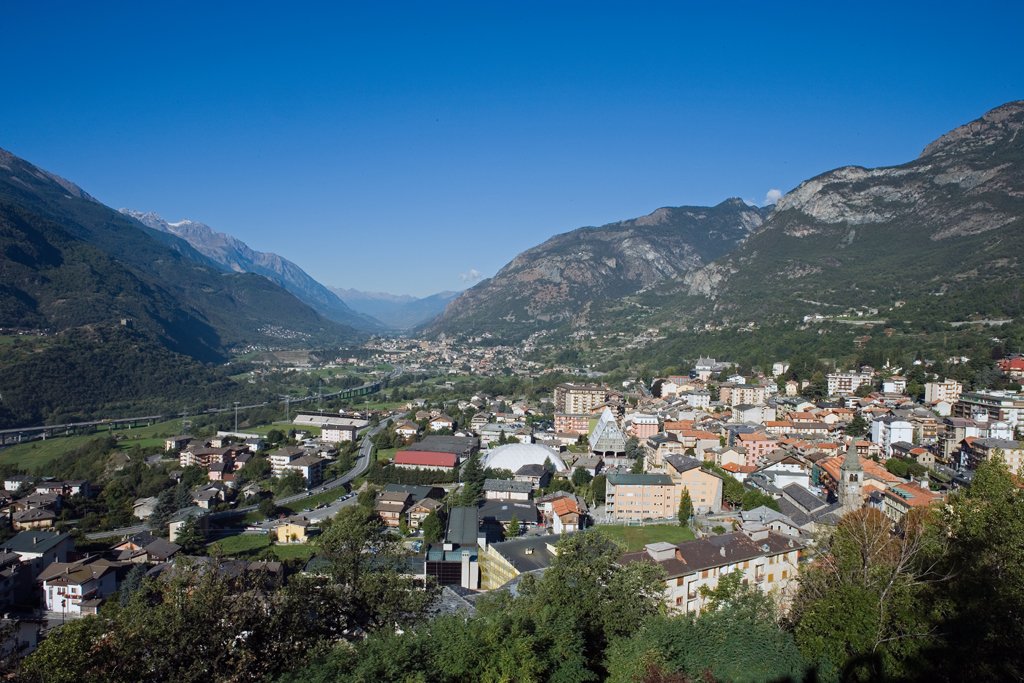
[394,451,458,468]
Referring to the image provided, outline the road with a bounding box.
[85,416,393,540]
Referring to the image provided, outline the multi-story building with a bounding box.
[663,455,723,514]
[478,534,562,591]
[964,437,1024,475]
[604,473,675,521]
[938,417,981,465]
[554,413,591,436]
[827,371,872,396]
[881,481,943,525]
[924,378,963,405]
[553,383,607,415]
[719,384,767,407]
[870,417,915,458]
[619,530,803,614]
[39,557,121,616]
[625,413,659,440]
[953,391,1024,431]
[268,446,307,477]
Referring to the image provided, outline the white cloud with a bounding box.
[764,188,783,205]
[459,268,482,283]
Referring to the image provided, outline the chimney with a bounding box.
[720,546,726,557]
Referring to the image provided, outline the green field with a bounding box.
[594,524,696,551]
[0,416,190,472]
[209,532,316,561]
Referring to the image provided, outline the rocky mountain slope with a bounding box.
[122,210,383,331]
[672,100,1024,326]
[428,101,1024,345]
[427,199,767,339]
[0,147,356,426]
[332,287,459,330]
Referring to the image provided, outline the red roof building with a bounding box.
[393,450,458,470]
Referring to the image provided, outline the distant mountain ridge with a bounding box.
[671,100,1024,326]
[0,146,356,426]
[426,199,768,339]
[332,287,459,330]
[426,101,1024,345]
[121,210,383,331]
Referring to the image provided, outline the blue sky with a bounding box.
[3,2,1022,296]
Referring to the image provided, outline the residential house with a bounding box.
[964,438,1024,475]
[40,557,123,615]
[275,515,316,543]
[394,420,420,440]
[881,481,943,525]
[736,432,779,466]
[408,497,443,530]
[620,530,803,614]
[111,533,181,564]
[375,490,413,527]
[12,509,56,531]
[0,531,74,581]
[168,507,208,544]
[513,464,551,489]
[550,498,582,534]
[483,479,533,501]
[429,414,456,432]
[646,434,685,469]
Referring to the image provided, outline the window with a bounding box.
[701,569,709,579]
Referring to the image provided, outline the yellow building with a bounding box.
[478,534,563,590]
[275,516,313,544]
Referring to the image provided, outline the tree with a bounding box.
[571,467,593,488]
[273,469,306,496]
[521,531,667,681]
[507,515,521,539]
[678,489,693,525]
[790,507,941,681]
[459,451,485,505]
[257,496,278,519]
[591,474,607,505]
[846,413,868,437]
[917,454,1024,681]
[318,506,436,634]
[741,489,779,512]
[357,485,379,509]
[607,571,805,683]
[148,487,178,530]
[174,517,205,554]
[630,455,645,474]
[421,510,443,544]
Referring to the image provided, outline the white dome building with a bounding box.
[482,443,567,473]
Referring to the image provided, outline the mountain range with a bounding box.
[121,210,384,332]
[428,101,1024,347]
[331,287,459,330]
[0,147,357,426]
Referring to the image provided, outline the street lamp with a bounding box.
[234,402,240,433]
